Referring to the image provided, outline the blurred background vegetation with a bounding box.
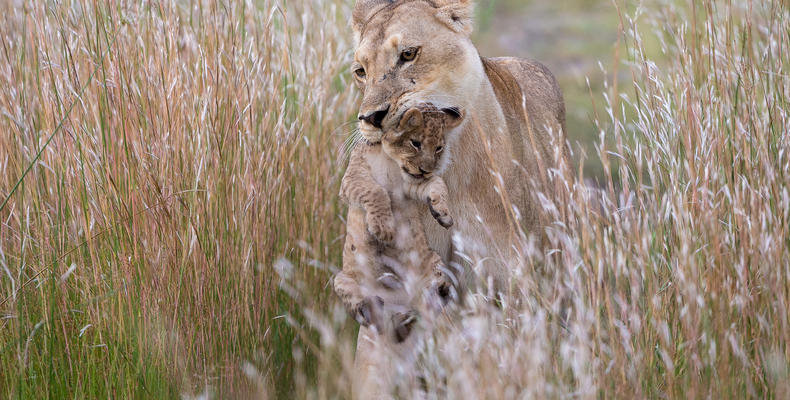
[475,0,662,180]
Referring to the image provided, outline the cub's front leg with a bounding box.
[334,272,386,331]
[340,146,396,243]
[404,175,453,228]
[333,270,364,318]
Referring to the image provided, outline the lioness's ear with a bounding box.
[399,108,424,132]
[352,0,393,38]
[441,107,466,129]
[434,0,474,35]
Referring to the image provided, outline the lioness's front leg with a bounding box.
[403,175,453,228]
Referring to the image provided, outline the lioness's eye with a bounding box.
[354,67,366,80]
[435,146,443,154]
[400,47,419,62]
[410,140,421,150]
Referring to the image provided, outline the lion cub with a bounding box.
[334,104,464,342]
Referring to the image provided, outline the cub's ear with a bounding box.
[352,0,393,38]
[441,107,466,129]
[398,108,424,132]
[434,0,474,35]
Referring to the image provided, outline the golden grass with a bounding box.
[1,0,788,398]
[1,0,357,397]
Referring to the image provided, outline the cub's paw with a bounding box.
[431,267,456,306]
[392,310,419,343]
[436,279,452,302]
[377,272,404,290]
[366,211,396,243]
[427,198,453,229]
[354,296,384,330]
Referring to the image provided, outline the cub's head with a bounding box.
[351,0,479,142]
[382,104,465,180]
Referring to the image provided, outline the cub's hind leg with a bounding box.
[334,207,387,330]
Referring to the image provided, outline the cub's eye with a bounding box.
[435,146,443,154]
[354,67,366,80]
[400,47,419,62]
[410,140,421,150]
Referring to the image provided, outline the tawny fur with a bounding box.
[333,105,462,339]
[348,2,569,397]
[351,0,569,292]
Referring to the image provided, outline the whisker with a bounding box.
[337,128,363,162]
[329,120,360,137]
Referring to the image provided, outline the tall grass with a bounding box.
[1,0,788,398]
[288,0,790,398]
[0,0,357,397]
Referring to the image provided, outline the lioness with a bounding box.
[348,0,569,397]
[334,104,463,343]
[351,0,568,292]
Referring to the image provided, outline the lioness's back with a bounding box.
[478,56,570,228]
[483,56,569,175]
[485,57,566,133]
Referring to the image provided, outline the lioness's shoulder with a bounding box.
[482,57,565,128]
[486,57,557,82]
[483,57,562,102]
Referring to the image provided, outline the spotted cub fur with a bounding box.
[333,104,464,341]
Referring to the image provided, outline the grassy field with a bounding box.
[1,0,788,398]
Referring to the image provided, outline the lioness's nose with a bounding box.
[359,106,389,129]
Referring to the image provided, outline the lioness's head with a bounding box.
[351,0,479,142]
[382,103,465,180]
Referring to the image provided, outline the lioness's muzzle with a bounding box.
[358,106,389,129]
